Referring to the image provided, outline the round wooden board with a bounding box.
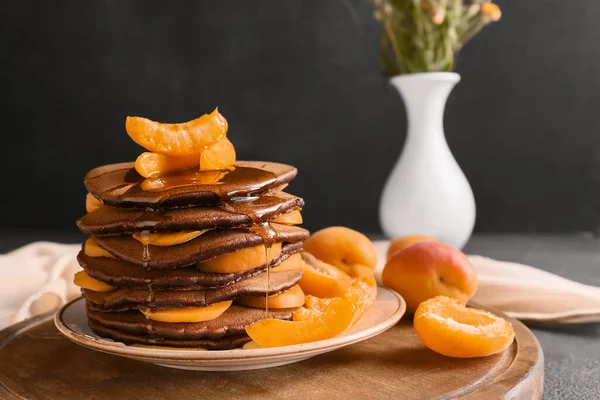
[0,309,543,399]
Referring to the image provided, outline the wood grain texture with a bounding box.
[0,310,542,400]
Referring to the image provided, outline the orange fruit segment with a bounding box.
[199,137,236,171]
[236,285,305,309]
[86,193,103,213]
[135,152,200,178]
[195,243,282,273]
[132,230,206,247]
[298,252,352,298]
[141,301,233,323]
[271,253,304,272]
[245,296,358,347]
[303,227,378,277]
[84,238,116,259]
[73,271,116,292]
[414,296,515,358]
[270,210,303,225]
[126,109,228,156]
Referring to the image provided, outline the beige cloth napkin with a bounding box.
[373,240,600,324]
[0,242,81,330]
[1,241,600,331]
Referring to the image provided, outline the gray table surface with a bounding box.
[1,231,599,399]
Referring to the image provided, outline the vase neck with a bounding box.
[390,73,459,140]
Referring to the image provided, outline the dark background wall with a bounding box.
[2,0,599,234]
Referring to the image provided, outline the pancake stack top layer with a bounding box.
[74,111,309,350]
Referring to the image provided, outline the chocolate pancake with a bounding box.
[83,268,303,311]
[85,161,297,209]
[92,223,309,269]
[78,241,302,290]
[86,304,294,341]
[87,320,251,349]
[77,191,303,236]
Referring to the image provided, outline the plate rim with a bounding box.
[54,287,406,362]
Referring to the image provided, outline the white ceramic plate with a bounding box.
[55,287,405,371]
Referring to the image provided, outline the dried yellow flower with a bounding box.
[481,2,502,22]
[431,8,445,26]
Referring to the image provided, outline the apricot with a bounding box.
[135,152,200,178]
[242,341,263,350]
[141,169,228,191]
[73,271,116,292]
[199,137,236,171]
[86,193,104,213]
[271,253,304,272]
[141,300,232,323]
[195,243,282,273]
[84,238,116,259]
[382,241,477,312]
[126,109,227,156]
[414,296,515,358]
[245,296,357,347]
[295,276,377,322]
[303,227,378,277]
[270,210,303,225]
[387,235,436,261]
[132,230,206,247]
[236,285,305,309]
[298,252,352,298]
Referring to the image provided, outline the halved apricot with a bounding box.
[245,296,357,347]
[303,227,378,277]
[73,271,116,292]
[86,193,103,213]
[84,238,116,259]
[195,243,282,273]
[132,230,206,247]
[294,276,377,322]
[271,253,304,272]
[236,285,305,309]
[126,109,227,156]
[298,252,352,298]
[141,300,233,323]
[199,137,236,171]
[135,152,200,178]
[414,296,515,358]
[271,210,303,225]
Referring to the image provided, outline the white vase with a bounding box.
[379,72,475,249]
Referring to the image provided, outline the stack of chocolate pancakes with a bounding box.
[76,160,309,350]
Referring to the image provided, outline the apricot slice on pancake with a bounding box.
[141,169,228,191]
[135,152,200,178]
[298,252,351,298]
[141,300,233,323]
[237,285,305,309]
[84,238,115,259]
[303,226,377,277]
[271,253,304,272]
[414,296,515,358]
[126,109,227,156]
[245,296,357,347]
[86,193,103,213]
[199,137,236,171]
[73,271,116,292]
[132,230,207,247]
[195,243,282,273]
[270,209,303,225]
